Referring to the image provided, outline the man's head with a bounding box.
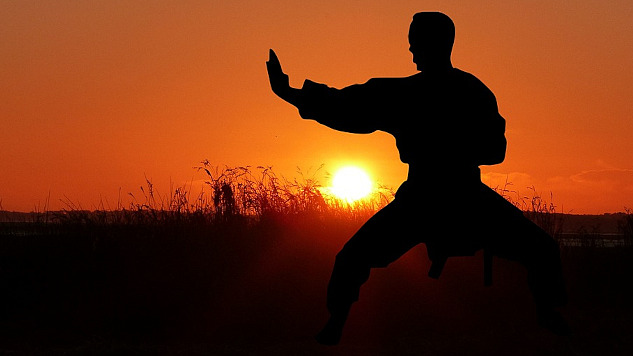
[409,12,455,71]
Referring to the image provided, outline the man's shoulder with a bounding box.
[452,68,495,96]
[363,69,493,95]
[452,68,485,85]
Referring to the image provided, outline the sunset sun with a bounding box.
[330,166,373,202]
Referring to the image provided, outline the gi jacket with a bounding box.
[296,68,506,187]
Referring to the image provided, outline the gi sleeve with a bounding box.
[297,78,388,134]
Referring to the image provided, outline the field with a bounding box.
[1,166,632,355]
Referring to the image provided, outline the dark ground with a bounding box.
[0,218,632,355]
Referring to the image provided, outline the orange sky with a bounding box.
[1,0,632,214]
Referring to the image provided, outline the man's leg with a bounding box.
[479,184,568,334]
[316,198,419,345]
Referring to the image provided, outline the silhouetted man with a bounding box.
[267,12,568,345]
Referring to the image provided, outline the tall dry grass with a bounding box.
[46,163,391,231]
[3,163,631,245]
